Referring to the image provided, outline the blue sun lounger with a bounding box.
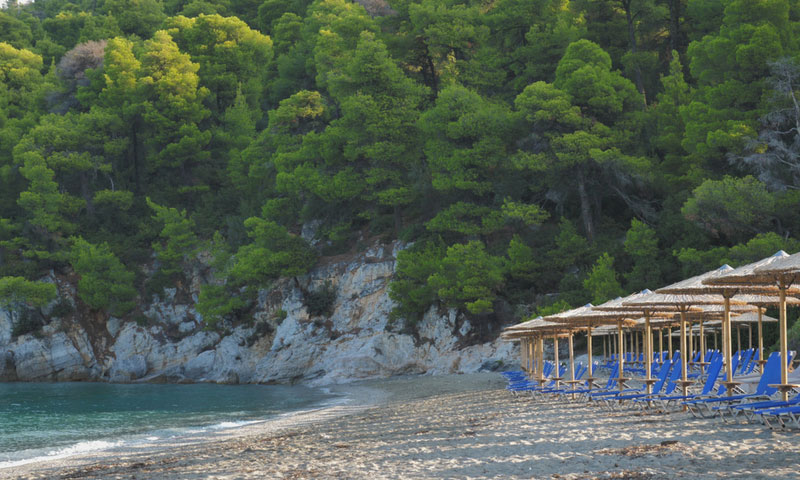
[755,403,800,429]
[600,359,674,409]
[683,352,781,418]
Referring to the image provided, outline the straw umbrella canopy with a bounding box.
[617,286,747,396]
[704,311,779,352]
[594,290,694,392]
[503,317,581,387]
[548,303,638,387]
[658,260,800,394]
[704,251,800,400]
[590,291,679,392]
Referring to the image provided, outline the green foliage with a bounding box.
[549,217,593,271]
[389,241,445,323]
[506,235,537,283]
[624,219,662,290]
[534,299,573,318]
[0,277,58,311]
[70,237,136,316]
[147,198,199,277]
[229,217,316,287]
[428,241,505,315]
[304,281,337,317]
[11,310,44,338]
[196,283,246,328]
[0,276,58,326]
[2,0,800,330]
[682,176,775,243]
[583,253,624,305]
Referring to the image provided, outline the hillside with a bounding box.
[1,0,800,362]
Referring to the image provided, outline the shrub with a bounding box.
[11,310,43,338]
[304,281,337,317]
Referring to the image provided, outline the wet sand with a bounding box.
[4,373,800,479]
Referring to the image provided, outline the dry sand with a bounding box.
[4,373,800,479]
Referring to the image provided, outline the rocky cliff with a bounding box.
[0,242,517,385]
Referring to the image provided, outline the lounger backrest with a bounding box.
[663,358,683,394]
[738,349,753,374]
[754,351,782,396]
[716,353,741,395]
[650,359,673,394]
[604,363,619,389]
[700,357,724,395]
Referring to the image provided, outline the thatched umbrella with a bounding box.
[504,317,581,388]
[593,291,681,393]
[657,261,798,396]
[548,303,638,388]
[705,311,778,357]
[617,288,747,397]
[704,251,800,401]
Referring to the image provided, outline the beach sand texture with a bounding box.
[4,374,800,479]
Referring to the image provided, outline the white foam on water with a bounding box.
[206,420,260,430]
[0,384,371,473]
[0,440,123,469]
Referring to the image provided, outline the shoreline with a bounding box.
[5,373,800,479]
[0,373,500,479]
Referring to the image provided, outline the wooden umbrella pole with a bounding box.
[687,319,694,371]
[617,321,625,387]
[680,310,689,396]
[723,296,733,397]
[528,339,533,375]
[603,333,607,360]
[612,332,616,356]
[667,326,673,359]
[758,307,764,374]
[645,313,653,394]
[587,326,594,380]
[658,328,663,363]
[537,336,545,382]
[568,331,575,386]
[736,325,741,354]
[553,335,560,388]
[699,319,705,374]
[780,283,789,402]
[748,324,752,350]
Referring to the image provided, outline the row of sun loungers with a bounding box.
[502,348,800,429]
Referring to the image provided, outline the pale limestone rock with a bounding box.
[0,309,11,346]
[13,332,92,381]
[106,317,123,337]
[108,354,147,382]
[0,240,519,385]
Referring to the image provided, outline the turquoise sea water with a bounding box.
[0,382,335,468]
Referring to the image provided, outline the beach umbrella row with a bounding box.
[503,250,800,400]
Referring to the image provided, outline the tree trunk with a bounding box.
[393,205,403,239]
[623,0,647,106]
[669,0,681,53]
[81,171,94,216]
[576,167,595,242]
[421,40,439,96]
[131,124,141,194]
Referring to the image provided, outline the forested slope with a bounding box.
[2,0,800,342]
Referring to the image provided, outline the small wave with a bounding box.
[207,420,260,430]
[0,440,122,469]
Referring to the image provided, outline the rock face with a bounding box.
[0,242,518,385]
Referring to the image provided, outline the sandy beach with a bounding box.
[4,373,800,479]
